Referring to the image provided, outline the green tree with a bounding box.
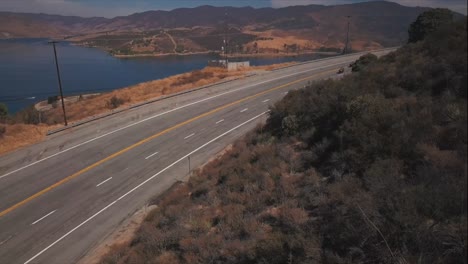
[408,8,454,43]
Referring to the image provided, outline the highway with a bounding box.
[0,49,395,264]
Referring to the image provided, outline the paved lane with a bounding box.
[0,49,395,264]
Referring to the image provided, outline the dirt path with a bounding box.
[164,32,177,53]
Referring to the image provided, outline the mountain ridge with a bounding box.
[0,1,433,54]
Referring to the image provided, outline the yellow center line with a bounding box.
[0,68,337,218]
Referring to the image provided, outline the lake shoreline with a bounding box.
[112,50,340,59]
[0,38,334,114]
[0,62,296,155]
[113,51,215,58]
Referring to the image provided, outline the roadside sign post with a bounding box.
[188,156,191,175]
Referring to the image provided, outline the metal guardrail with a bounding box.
[46,75,254,135]
[47,47,399,135]
[269,47,399,72]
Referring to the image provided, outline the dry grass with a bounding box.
[244,29,322,51]
[0,63,295,156]
[350,40,384,51]
[42,67,244,124]
[0,124,54,154]
[249,36,318,51]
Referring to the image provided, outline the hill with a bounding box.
[0,1,431,55]
[98,11,467,264]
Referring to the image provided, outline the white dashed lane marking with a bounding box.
[184,133,195,140]
[31,210,57,225]
[96,177,113,187]
[145,152,159,160]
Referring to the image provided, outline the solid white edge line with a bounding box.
[31,210,56,226]
[96,177,113,187]
[184,133,195,140]
[0,235,13,246]
[2,54,370,180]
[144,151,159,160]
[215,119,224,124]
[23,111,269,264]
[240,108,248,113]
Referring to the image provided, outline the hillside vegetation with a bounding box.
[1,2,430,55]
[99,11,467,264]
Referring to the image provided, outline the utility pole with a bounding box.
[344,15,351,54]
[49,41,68,126]
[223,10,228,69]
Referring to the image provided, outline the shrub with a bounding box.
[98,244,129,264]
[408,8,454,43]
[106,95,125,109]
[350,53,378,72]
[15,106,41,124]
[47,96,58,104]
[0,103,8,121]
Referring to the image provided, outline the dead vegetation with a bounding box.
[0,124,53,154]
[0,63,294,156]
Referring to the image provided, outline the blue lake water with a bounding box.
[0,39,331,113]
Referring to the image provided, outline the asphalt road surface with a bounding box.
[0,48,395,264]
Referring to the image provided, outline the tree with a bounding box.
[408,8,454,43]
[0,103,7,117]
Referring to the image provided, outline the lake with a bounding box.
[0,39,331,113]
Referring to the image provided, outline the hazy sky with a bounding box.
[0,0,466,17]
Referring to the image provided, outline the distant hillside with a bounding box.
[0,1,431,54]
[0,12,107,38]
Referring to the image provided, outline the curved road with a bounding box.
[0,49,395,264]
